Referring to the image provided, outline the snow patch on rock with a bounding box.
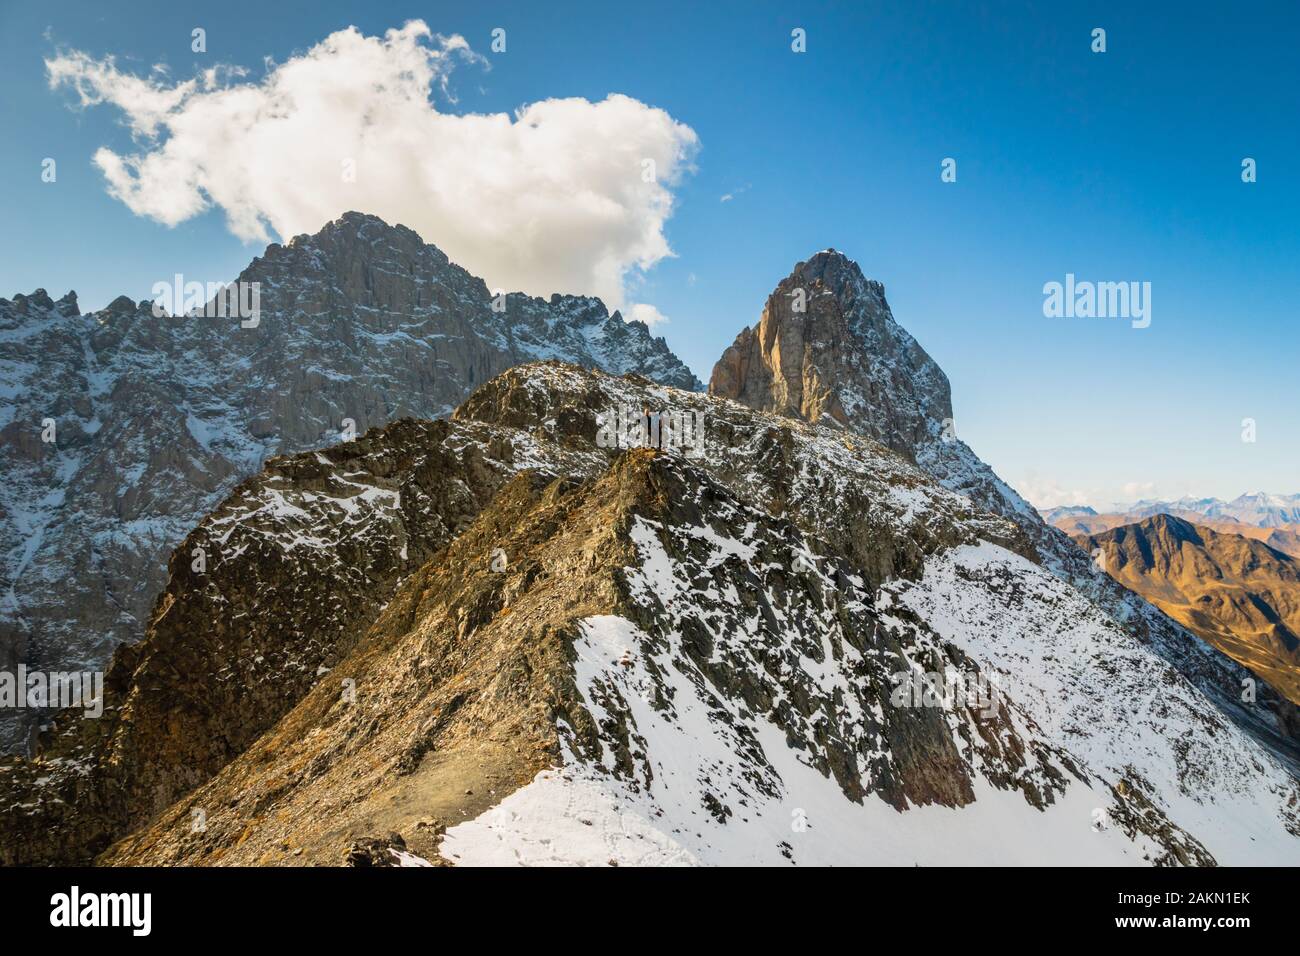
[443,615,1164,866]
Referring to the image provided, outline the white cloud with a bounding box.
[719,182,750,203]
[46,20,698,318]
[627,302,669,328]
[1013,475,1094,510]
[1120,481,1159,502]
[1014,474,1186,512]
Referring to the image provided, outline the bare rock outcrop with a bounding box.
[709,249,951,459]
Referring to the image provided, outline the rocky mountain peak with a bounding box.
[708,248,1300,775]
[1,289,80,320]
[1140,512,1203,543]
[282,210,428,253]
[1078,513,1300,705]
[786,247,884,302]
[16,288,53,312]
[55,290,79,316]
[0,213,699,754]
[102,294,139,315]
[235,211,700,390]
[709,249,951,459]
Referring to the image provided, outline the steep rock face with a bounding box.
[0,362,1021,865]
[6,363,1298,866]
[709,250,951,458]
[0,213,699,753]
[1079,515,1300,704]
[102,453,1210,866]
[708,250,1300,765]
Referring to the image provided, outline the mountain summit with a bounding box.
[710,250,951,459]
[710,250,1300,763]
[0,213,698,753]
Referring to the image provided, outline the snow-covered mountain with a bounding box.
[0,212,699,753]
[5,363,1298,866]
[710,250,1299,767]
[4,245,1298,867]
[1040,505,1099,523]
[1123,494,1300,529]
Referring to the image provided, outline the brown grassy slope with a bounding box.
[1077,515,1300,704]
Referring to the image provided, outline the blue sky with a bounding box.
[2,0,1297,508]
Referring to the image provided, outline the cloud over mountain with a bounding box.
[46,20,697,323]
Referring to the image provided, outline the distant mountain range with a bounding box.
[1039,505,1099,521]
[1138,493,1300,528]
[1078,515,1300,705]
[1043,497,1300,559]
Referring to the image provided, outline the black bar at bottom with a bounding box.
[0,865,1285,942]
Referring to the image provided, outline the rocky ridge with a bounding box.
[0,212,699,752]
[105,450,1212,866]
[3,363,1297,865]
[709,250,1300,766]
[0,363,1022,864]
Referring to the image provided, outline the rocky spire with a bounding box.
[708,249,1300,765]
[708,249,952,460]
